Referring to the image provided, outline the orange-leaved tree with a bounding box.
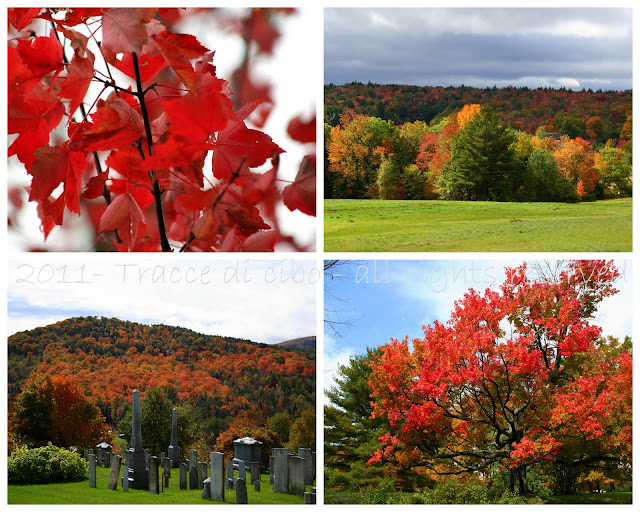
[12,374,108,450]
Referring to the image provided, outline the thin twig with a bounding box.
[179,157,246,252]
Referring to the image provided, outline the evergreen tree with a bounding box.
[440,106,519,200]
[324,348,386,476]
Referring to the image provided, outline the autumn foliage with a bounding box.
[8,8,315,251]
[367,261,631,494]
[9,317,316,452]
[11,373,108,450]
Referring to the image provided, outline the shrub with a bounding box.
[420,479,490,504]
[8,445,87,484]
[363,476,398,504]
[497,490,544,504]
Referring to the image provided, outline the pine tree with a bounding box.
[441,106,520,200]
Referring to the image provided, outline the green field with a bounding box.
[324,199,632,252]
[8,466,312,504]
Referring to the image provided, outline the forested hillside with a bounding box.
[325,98,631,202]
[8,316,315,451]
[325,82,631,144]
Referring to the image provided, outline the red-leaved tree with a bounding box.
[11,374,108,450]
[8,8,315,251]
[368,261,631,494]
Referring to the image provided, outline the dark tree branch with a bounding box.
[132,52,172,252]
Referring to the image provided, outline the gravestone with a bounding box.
[202,477,211,499]
[126,390,149,489]
[160,452,165,470]
[304,491,316,504]
[298,448,314,485]
[167,408,180,468]
[108,455,122,490]
[84,448,88,461]
[226,478,233,490]
[235,478,248,504]
[189,449,198,489]
[238,462,246,483]
[289,455,305,496]
[233,437,262,472]
[179,463,187,490]
[88,454,96,488]
[269,455,275,484]
[250,461,260,484]
[97,442,112,467]
[122,460,129,492]
[273,448,289,493]
[226,460,234,480]
[197,461,208,489]
[254,480,261,492]
[163,457,172,487]
[189,466,198,490]
[210,452,225,502]
[149,456,159,494]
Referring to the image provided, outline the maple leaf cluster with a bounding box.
[367,261,631,478]
[8,7,316,251]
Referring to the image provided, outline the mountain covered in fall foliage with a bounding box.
[8,316,315,430]
[275,336,316,349]
[325,82,631,143]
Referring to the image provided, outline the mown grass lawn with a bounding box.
[8,466,312,504]
[324,198,632,252]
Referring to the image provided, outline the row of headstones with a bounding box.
[269,447,316,498]
[87,449,264,504]
[85,447,112,468]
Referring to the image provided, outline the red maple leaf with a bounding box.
[98,192,146,250]
[151,30,209,94]
[283,155,316,216]
[29,144,88,214]
[101,8,156,56]
[211,100,283,181]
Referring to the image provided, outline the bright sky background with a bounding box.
[325,7,632,91]
[7,256,318,345]
[7,7,318,251]
[324,259,633,393]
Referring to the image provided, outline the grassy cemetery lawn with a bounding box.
[8,466,313,505]
[324,198,632,252]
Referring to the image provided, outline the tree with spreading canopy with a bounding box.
[12,374,107,449]
[367,260,630,495]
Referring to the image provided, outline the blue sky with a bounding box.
[7,256,317,345]
[324,259,633,392]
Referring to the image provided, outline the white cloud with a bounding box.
[370,11,398,30]
[323,332,355,399]
[8,256,317,345]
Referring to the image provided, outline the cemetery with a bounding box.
[8,390,316,505]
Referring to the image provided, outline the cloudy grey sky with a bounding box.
[325,8,632,91]
[7,256,317,345]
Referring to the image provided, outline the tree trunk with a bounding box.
[509,466,528,494]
